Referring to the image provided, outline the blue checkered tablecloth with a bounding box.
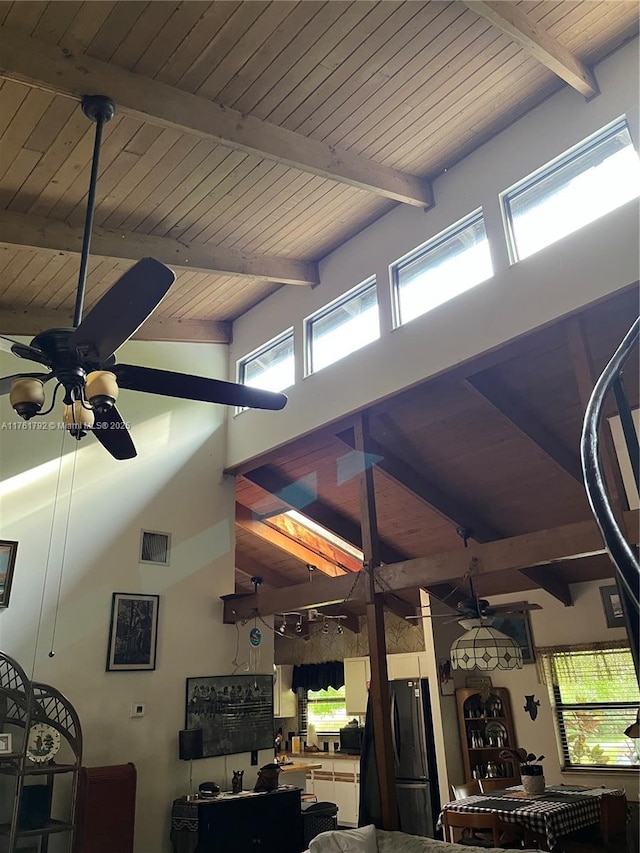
[438,786,617,850]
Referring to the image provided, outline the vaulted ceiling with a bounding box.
[0,1,637,341]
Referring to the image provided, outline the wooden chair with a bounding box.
[479,777,521,793]
[561,791,629,853]
[450,780,481,800]
[442,810,502,847]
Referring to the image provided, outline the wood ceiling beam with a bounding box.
[382,594,416,621]
[0,307,231,344]
[0,210,317,286]
[337,426,503,543]
[235,553,291,590]
[0,27,433,208]
[463,1,599,98]
[518,566,573,607]
[235,502,347,578]
[223,509,639,621]
[464,372,583,484]
[241,466,407,566]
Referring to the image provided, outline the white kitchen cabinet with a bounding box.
[273,664,297,718]
[344,657,370,716]
[333,767,358,825]
[386,651,430,680]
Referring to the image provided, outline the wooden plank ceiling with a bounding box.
[232,286,639,619]
[0,1,637,336]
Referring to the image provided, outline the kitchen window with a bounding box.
[501,117,640,262]
[391,210,492,328]
[306,686,349,735]
[537,642,639,769]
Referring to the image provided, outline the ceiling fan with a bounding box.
[0,96,287,461]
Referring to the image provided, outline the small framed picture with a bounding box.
[600,585,625,628]
[106,593,160,672]
[0,540,18,609]
[0,732,13,754]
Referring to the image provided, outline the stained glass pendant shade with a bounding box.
[450,619,523,671]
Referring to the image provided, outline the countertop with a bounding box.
[279,761,322,773]
[285,752,361,762]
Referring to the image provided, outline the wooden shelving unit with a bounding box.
[0,651,82,851]
[455,687,519,783]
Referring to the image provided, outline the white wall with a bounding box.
[227,38,639,469]
[0,341,274,853]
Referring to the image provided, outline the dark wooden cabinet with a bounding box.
[172,787,304,853]
[455,687,519,783]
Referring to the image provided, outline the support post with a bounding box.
[354,413,398,831]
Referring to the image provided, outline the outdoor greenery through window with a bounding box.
[539,644,639,769]
[392,211,492,327]
[238,330,295,401]
[307,686,349,734]
[502,118,640,261]
[306,277,379,374]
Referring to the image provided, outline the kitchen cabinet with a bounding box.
[344,657,370,716]
[456,687,519,783]
[273,665,297,718]
[301,759,359,828]
[386,652,429,680]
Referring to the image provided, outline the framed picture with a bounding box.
[106,593,159,671]
[0,732,12,754]
[185,675,274,758]
[600,584,625,628]
[0,540,18,609]
[491,607,536,664]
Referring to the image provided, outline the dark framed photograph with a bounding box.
[491,607,536,664]
[600,584,625,628]
[106,593,159,671]
[0,540,18,609]
[185,675,274,758]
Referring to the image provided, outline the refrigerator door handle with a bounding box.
[391,691,401,767]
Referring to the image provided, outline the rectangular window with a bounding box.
[306,686,349,735]
[237,330,295,398]
[540,644,639,769]
[306,278,379,375]
[391,211,492,327]
[502,118,640,262]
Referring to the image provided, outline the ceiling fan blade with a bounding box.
[0,372,51,396]
[68,258,176,363]
[490,602,542,615]
[0,335,49,365]
[91,406,137,460]
[112,364,288,411]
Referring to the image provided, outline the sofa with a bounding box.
[305,826,532,853]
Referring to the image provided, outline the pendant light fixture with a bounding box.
[450,617,523,671]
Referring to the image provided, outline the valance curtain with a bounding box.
[536,640,632,686]
[292,661,345,693]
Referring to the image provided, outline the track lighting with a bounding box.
[337,623,344,635]
[295,616,303,634]
[322,619,329,634]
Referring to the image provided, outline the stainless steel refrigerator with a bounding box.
[359,678,440,837]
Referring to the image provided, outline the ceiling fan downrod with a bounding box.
[73,95,116,328]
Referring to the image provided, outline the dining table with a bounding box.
[438,785,619,851]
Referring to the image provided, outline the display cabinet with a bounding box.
[0,651,82,851]
[455,687,519,783]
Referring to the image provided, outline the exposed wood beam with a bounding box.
[222,572,364,623]
[242,466,407,565]
[337,426,503,543]
[464,372,583,484]
[0,210,317,286]
[423,583,468,612]
[354,413,398,832]
[223,510,639,621]
[0,27,433,208]
[463,1,599,98]
[236,502,346,578]
[0,307,231,344]
[518,566,573,606]
[382,594,416,620]
[235,553,291,590]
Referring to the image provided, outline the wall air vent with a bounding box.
[140,530,171,566]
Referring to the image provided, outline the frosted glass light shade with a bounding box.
[9,378,45,418]
[450,624,523,671]
[64,402,95,436]
[86,371,118,411]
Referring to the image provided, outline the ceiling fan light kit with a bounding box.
[0,96,287,459]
